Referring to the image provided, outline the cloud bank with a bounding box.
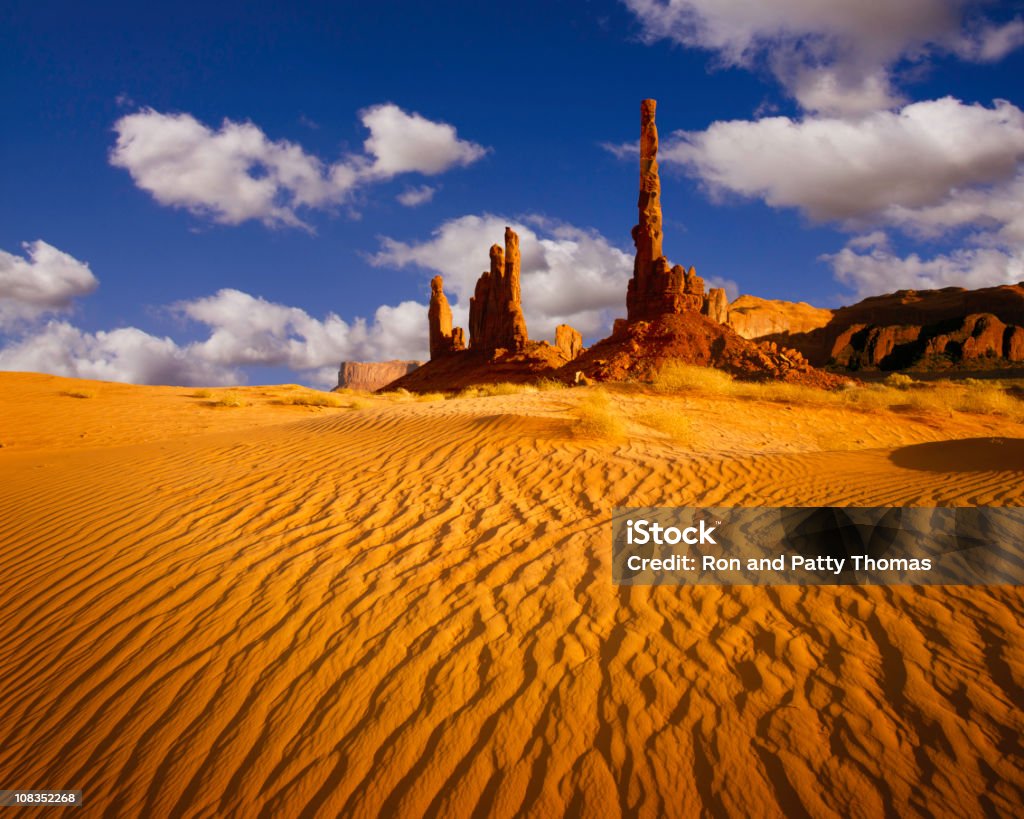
[623,0,1024,115]
[0,240,429,387]
[110,104,487,228]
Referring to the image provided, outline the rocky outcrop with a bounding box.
[393,99,849,393]
[337,360,422,392]
[829,312,1024,370]
[728,295,833,340]
[702,288,729,324]
[555,324,583,360]
[772,284,1024,371]
[562,312,846,389]
[468,228,529,354]
[428,275,465,359]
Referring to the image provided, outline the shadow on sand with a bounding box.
[890,437,1024,472]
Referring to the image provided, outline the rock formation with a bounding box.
[555,324,583,360]
[390,99,848,392]
[727,295,833,340]
[623,99,728,324]
[428,275,465,359]
[767,284,1024,370]
[469,228,529,353]
[702,288,729,325]
[337,360,422,392]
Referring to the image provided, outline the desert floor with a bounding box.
[0,372,1022,817]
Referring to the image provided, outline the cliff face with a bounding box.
[337,360,422,391]
[771,284,1024,370]
[727,295,833,340]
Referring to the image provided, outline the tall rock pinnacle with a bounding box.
[428,275,465,359]
[468,227,529,353]
[626,99,709,321]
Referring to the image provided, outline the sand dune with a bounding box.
[0,372,1022,816]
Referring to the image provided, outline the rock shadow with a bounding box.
[890,437,1024,472]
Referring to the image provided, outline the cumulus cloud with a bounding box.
[623,0,1024,114]
[655,97,1024,222]
[372,214,644,340]
[0,290,430,388]
[0,241,431,386]
[178,289,428,386]
[396,185,437,207]
[824,233,1023,298]
[360,105,488,177]
[0,241,98,324]
[0,322,240,385]
[110,104,487,228]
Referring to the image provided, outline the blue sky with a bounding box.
[2,0,1023,386]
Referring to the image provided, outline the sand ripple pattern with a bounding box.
[1,395,1022,817]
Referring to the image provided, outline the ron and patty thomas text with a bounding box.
[623,518,933,575]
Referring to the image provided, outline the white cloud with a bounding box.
[371,213,641,340]
[0,290,429,388]
[0,244,430,386]
[0,321,239,385]
[0,241,98,325]
[824,232,1023,299]
[656,97,1024,222]
[360,105,488,177]
[110,104,486,228]
[180,289,427,377]
[396,185,437,207]
[623,0,1024,114]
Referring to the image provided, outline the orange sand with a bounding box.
[0,372,1021,816]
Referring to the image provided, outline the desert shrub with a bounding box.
[61,389,97,399]
[653,361,734,393]
[211,393,247,407]
[636,406,691,441]
[534,377,567,392]
[348,397,372,410]
[951,384,1020,417]
[884,373,915,388]
[476,382,533,396]
[573,391,626,440]
[281,391,344,407]
[192,388,213,399]
[415,392,446,402]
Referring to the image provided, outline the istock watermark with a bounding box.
[612,507,1024,586]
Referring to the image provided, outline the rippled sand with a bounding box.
[0,372,1021,817]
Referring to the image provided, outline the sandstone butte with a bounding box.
[389,98,843,393]
[742,284,1024,372]
[336,360,423,392]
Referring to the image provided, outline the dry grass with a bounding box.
[210,393,247,408]
[650,361,1024,421]
[652,361,735,393]
[477,382,535,397]
[61,389,97,399]
[192,389,213,399]
[572,390,626,440]
[534,378,567,392]
[280,391,345,408]
[636,406,691,442]
[453,382,536,399]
